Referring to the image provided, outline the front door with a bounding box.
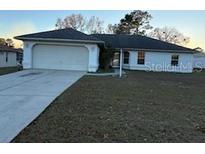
[111,51,120,68]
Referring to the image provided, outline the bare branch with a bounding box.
[149,26,190,45]
[86,16,104,34]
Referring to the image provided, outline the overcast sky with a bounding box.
[0,10,204,49]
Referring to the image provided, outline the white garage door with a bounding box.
[32,44,89,71]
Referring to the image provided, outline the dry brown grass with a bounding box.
[13,71,205,143]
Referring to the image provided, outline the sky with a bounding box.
[0,10,204,49]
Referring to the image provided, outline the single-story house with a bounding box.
[15,28,196,73]
[193,51,205,69]
[0,45,21,68]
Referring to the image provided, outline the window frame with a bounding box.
[123,51,130,64]
[171,54,179,66]
[137,51,145,65]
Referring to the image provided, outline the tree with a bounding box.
[86,16,104,34]
[149,26,190,45]
[114,10,153,35]
[55,14,104,34]
[0,38,14,47]
[105,24,118,34]
[0,38,6,46]
[55,18,64,29]
[5,38,14,47]
[99,47,115,70]
[55,14,86,32]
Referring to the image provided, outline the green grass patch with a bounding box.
[0,66,22,75]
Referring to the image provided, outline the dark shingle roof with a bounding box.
[15,28,103,43]
[0,45,20,53]
[91,34,195,53]
[15,28,195,53]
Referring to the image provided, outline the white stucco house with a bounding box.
[193,51,205,69]
[15,28,196,73]
[0,45,19,68]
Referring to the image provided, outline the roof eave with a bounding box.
[111,47,195,54]
[14,37,105,44]
[0,49,18,53]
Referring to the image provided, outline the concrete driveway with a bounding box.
[0,69,85,143]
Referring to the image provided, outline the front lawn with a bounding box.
[13,71,205,142]
[0,66,21,75]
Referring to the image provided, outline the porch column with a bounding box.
[119,48,123,78]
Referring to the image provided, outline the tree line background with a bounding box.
[55,10,190,46]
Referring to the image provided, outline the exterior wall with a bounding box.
[123,50,193,73]
[0,51,17,67]
[23,41,100,72]
[23,42,35,69]
[193,53,205,68]
[85,44,100,72]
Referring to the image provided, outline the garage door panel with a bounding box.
[32,45,89,71]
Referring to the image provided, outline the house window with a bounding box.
[137,51,145,65]
[123,52,129,64]
[6,52,8,62]
[171,55,179,66]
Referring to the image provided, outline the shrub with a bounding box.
[99,47,115,70]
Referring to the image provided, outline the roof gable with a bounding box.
[15,28,103,43]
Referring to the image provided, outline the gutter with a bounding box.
[14,37,105,44]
